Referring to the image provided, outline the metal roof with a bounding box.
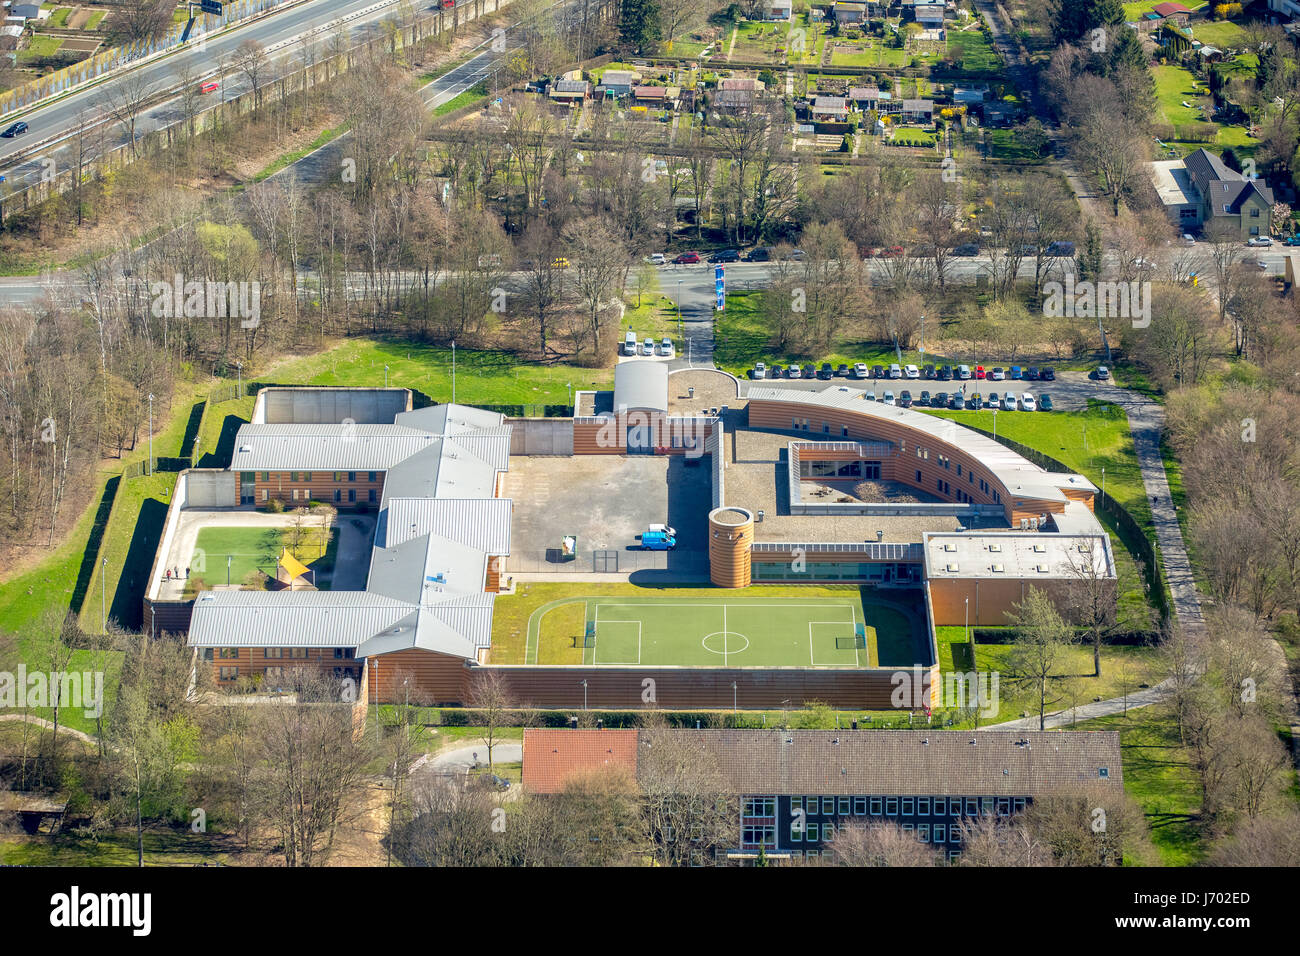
[188,592,415,647]
[230,424,437,472]
[382,497,512,554]
[614,360,669,412]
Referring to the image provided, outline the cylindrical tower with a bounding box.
[709,507,754,588]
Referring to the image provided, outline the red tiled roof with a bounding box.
[1152,2,1189,15]
[522,728,639,793]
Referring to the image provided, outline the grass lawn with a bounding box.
[268,338,610,406]
[86,9,106,28]
[947,30,1001,73]
[433,82,489,117]
[255,123,346,182]
[831,46,907,68]
[525,593,920,668]
[1187,18,1245,49]
[49,6,71,27]
[189,525,336,591]
[1153,64,1208,128]
[0,831,231,867]
[1071,709,1208,866]
[19,34,62,61]
[891,127,937,146]
[988,127,1046,160]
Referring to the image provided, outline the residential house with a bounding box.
[952,87,988,107]
[522,728,1125,863]
[1151,1,1191,25]
[632,85,675,108]
[905,0,946,28]
[9,3,42,19]
[1150,146,1275,237]
[1270,0,1300,21]
[848,86,884,111]
[901,98,935,124]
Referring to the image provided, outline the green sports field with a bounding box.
[190,526,335,589]
[526,595,925,668]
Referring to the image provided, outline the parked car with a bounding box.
[835,363,849,377]
[768,363,784,378]
[953,242,980,257]
[1,122,28,138]
[871,364,885,379]
[865,391,877,402]
[752,362,766,380]
[1045,241,1075,257]
[937,365,953,381]
[1009,366,1023,380]
[931,391,947,408]
[899,390,913,408]
[818,363,834,379]
[642,338,655,355]
[918,390,931,406]
[744,247,772,262]
[1182,233,1196,246]
[1025,367,1040,381]
[200,81,220,94]
[647,523,676,537]
[883,390,896,405]
[645,253,667,265]
[957,365,972,380]
[673,251,701,264]
[904,364,920,379]
[987,391,1000,409]
[923,364,936,379]
[1020,392,1037,411]
[708,249,741,262]
[974,365,986,379]
[780,249,806,261]
[1039,393,1054,411]
[1095,365,1111,380]
[1040,367,1056,381]
[948,394,964,409]
[968,392,982,409]
[888,363,902,379]
[990,367,1006,381]
[641,531,676,551]
[659,337,675,357]
[851,362,868,379]
[1285,236,1300,247]
[786,364,802,379]
[1247,236,1273,247]
[803,363,817,379]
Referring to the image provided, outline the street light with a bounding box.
[567,382,572,409]
[235,360,242,398]
[147,393,154,476]
[580,679,588,711]
[227,554,232,587]
[732,681,737,714]
[992,407,997,441]
[384,364,389,388]
[451,340,457,404]
[1101,466,1105,501]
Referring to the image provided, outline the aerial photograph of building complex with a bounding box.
[0,0,1291,932]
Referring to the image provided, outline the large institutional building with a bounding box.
[147,366,1114,710]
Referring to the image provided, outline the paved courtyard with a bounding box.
[503,454,711,580]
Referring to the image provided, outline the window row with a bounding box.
[789,795,1027,818]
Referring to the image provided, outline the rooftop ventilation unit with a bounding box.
[946,562,960,572]
[1033,543,1046,553]
[988,542,1002,552]
[991,563,1004,573]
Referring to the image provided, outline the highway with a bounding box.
[0,0,485,189]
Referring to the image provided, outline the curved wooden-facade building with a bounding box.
[709,507,755,587]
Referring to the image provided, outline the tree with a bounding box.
[467,668,516,773]
[1209,811,1300,866]
[1064,538,1122,678]
[955,812,1056,867]
[563,215,629,358]
[1007,588,1072,730]
[828,821,942,866]
[639,723,737,866]
[101,71,154,158]
[232,39,271,110]
[619,0,661,50]
[1025,783,1150,865]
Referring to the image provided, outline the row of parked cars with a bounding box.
[646,248,806,266]
[751,361,1058,382]
[863,389,1053,412]
[624,331,675,357]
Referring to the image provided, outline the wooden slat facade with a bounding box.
[250,470,384,509]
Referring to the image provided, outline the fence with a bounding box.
[0,0,297,117]
[506,549,709,577]
[960,422,1170,623]
[0,0,503,219]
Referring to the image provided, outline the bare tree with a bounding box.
[467,668,516,773]
[828,821,943,866]
[1006,588,1072,730]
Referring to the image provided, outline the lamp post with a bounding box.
[384,364,389,388]
[567,382,572,410]
[732,680,737,714]
[1101,466,1105,502]
[992,407,997,441]
[235,360,242,397]
[451,340,457,404]
[581,679,588,711]
[147,393,154,476]
[227,554,231,587]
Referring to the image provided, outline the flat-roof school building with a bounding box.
[157,374,1114,710]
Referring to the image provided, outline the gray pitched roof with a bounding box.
[1182,147,1275,213]
[637,729,1123,795]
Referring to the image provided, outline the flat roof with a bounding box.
[614,360,669,412]
[923,531,1114,581]
[1150,159,1196,207]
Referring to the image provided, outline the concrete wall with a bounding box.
[508,417,575,455]
[252,387,411,425]
[185,470,238,507]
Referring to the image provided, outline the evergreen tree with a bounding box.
[1052,0,1124,43]
[619,0,662,51]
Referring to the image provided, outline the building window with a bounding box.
[261,490,268,502]
[292,489,299,501]
[919,825,930,843]
[744,797,775,817]
[742,825,775,846]
[918,797,930,816]
[901,797,914,816]
[965,798,978,816]
[981,797,994,815]
[885,797,898,816]
[997,797,1011,816]
[348,489,356,503]
[334,490,341,503]
[853,797,866,816]
[1250,207,1260,217]
[838,797,850,815]
[217,648,239,660]
[334,472,344,481]
[916,470,922,483]
[790,822,803,842]
[822,797,835,815]
[334,648,355,659]
[264,666,284,680]
[218,666,238,681]
[934,825,946,843]
[263,648,283,659]
[902,823,913,834]
[289,648,308,659]
[791,796,802,811]
[369,472,377,482]
[841,426,848,437]
[348,472,357,482]
[823,823,835,842]
[806,823,819,842]
[1014,798,1027,812]
[805,796,817,813]
[870,797,882,816]
[368,489,377,503]
[303,472,312,482]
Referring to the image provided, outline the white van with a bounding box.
[624,331,638,355]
